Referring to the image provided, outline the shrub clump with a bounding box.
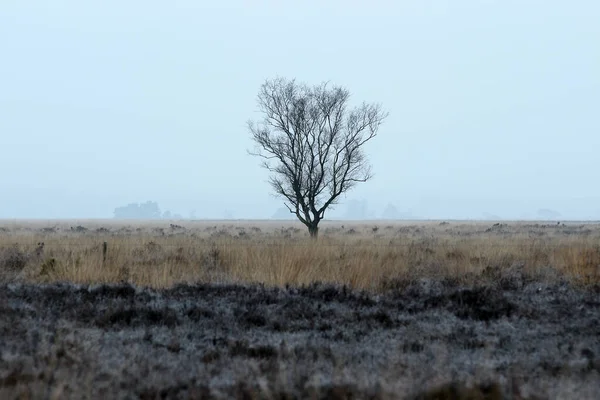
[0,246,29,276]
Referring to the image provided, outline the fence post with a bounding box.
[102,241,108,265]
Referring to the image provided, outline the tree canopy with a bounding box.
[248,77,388,237]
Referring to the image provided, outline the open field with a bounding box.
[1,220,599,398]
[1,219,600,289]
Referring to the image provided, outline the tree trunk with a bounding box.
[308,224,319,239]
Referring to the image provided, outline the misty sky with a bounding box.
[1,1,599,220]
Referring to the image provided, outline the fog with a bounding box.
[1,1,599,220]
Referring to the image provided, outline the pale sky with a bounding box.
[1,0,599,220]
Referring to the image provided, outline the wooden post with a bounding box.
[102,241,108,265]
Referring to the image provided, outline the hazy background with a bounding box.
[1,0,599,220]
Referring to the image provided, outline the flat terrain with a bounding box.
[1,219,599,289]
[1,280,598,399]
[0,220,599,399]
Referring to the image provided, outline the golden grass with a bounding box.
[1,220,599,290]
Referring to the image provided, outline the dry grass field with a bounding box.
[1,219,599,289]
[1,220,599,399]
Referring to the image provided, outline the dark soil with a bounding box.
[0,280,599,399]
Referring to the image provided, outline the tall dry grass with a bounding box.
[1,220,599,290]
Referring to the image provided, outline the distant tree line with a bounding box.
[113,201,182,219]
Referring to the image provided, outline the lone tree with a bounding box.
[248,77,388,238]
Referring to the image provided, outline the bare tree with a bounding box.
[248,77,388,238]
